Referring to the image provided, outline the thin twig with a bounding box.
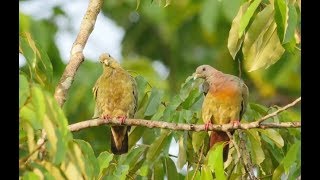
[191,142,205,180]
[226,131,240,162]
[19,139,46,168]
[54,0,104,107]
[256,97,301,124]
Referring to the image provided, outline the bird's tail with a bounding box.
[110,126,128,155]
[209,130,230,162]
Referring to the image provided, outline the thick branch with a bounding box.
[68,118,300,132]
[54,0,104,107]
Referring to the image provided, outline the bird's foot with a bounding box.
[230,120,240,127]
[204,122,212,131]
[117,115,127,125]
[102,114,111,123]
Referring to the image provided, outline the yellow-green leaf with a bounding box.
[259,129,284,148]
[207,142,226,180]
[228,2,250,59]
[19,74,30,109]
[238,0,262,38]
[246,130,265,165]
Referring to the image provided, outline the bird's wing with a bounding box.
[130,75,138,117]
[92,78,100,118]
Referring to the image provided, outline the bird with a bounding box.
[193,65,249,161]
[92,53,138,155]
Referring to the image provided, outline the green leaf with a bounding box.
[138,163,149,176]
[274,0,288,42]
[187,169,201,180]
[74,139,100,179]
[258,129,284,148]
[144,88,163,116]
[200,0,220,33]
[177,136,187,169]
[246,130,265,165]
[20,85,45,130]
[192,131,207,152]
[238,0,262,38]
[163,157,179,180]
[19,74,30,108]
[112,165,130,180]
[283,3,298,43]
[228,2,250,59]
[207,142,226,180]
[119,146,146,168]
[135,75,148,105]
[153,159,165,180]
[129,126,146,148]
[146,130,171,162]
[249,103,268,115]
[97,151,114,174]
[283,141,300,173]
[23,171,40,180]
[19,32,53,89]
[200,165,213,180]
[243,5,285,72]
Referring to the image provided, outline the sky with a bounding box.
[20,0,180,172]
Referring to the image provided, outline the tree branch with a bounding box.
[68,97,301,132]
[68,118,300,132]
[255,97,301,124]
[54,0,104,107]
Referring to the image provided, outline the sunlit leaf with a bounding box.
[228,2,250,59]
[23,171,40,180]
[153,159,164,180]
[243,5,285,72]
[200,165,213,180]
[19,32,53,89]
[207,142,226,180]
[177,136,187,169]
[192,131,207,152]
[74,139,100,179]
[283,3,298,43]
[97,151,114,174]
[274,0,288,42]
[258,129,284,148]
[238,0,262,38]
[283,141,300,173]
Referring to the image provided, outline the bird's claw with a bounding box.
[204,122,212,131]
[102,114,111,123]
[231,120,240,127]
[117,115,127,125]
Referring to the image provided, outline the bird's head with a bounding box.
[99,53,121,69]
[193,65,217,80]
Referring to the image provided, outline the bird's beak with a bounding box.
[193,73,200,80]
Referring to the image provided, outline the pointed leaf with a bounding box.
[274,0,288,42]
[177,136,187,169]
[97,151,114,174]
[246,130,265,165]
[243,5,285,72]
[283,3,298,43]
[207,142,226,180]
[228,2,250,59]
[19,74,30,108]
[19,32,53,89]
[238,0,262,38]
[163,157,179,180]
[144,88,163,116]
[200,165,213,180]
[146,130,171,162]
[259,129,284,148]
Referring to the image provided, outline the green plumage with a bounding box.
[93,53,138,154]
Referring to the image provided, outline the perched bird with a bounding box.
[93,53,138,154]
[193,65,249,161]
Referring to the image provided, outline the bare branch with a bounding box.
[256,97,301,124]
[68,118,301,132]
[54,0,104,107]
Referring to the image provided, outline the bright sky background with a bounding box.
[20,0,180,172]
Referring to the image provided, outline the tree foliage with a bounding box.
[19,0,300,179]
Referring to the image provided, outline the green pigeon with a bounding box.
[93,53,138,154]
[193,65,249,161]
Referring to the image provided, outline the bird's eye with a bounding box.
[202,67,206,71]
[108,54,111,57]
